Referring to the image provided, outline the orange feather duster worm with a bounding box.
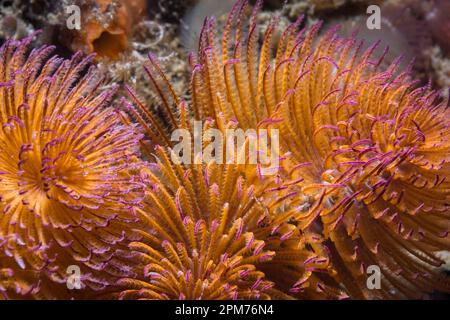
[0,36,144,298]
[0,267,36,299]
[117,80,345,299]
[122,0,450,299]
[1,0,448,301]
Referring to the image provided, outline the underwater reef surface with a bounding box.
[0,0,449,300]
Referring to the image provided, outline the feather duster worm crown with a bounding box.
[0,36,144,298]
[114,128,343,299]
[0,267,37,299]
[120,35,344,299]
[194,0,450,298]
[125,0,450,299]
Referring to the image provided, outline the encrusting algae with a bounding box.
[0,0,449,300]
[69,0,147,60]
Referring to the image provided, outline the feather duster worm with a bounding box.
[115,143,343,299]
[126,0,450,299]
[0,267,36,299]
[334,0,433,77]
[117,62,346,299]
[0,36,144,297]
